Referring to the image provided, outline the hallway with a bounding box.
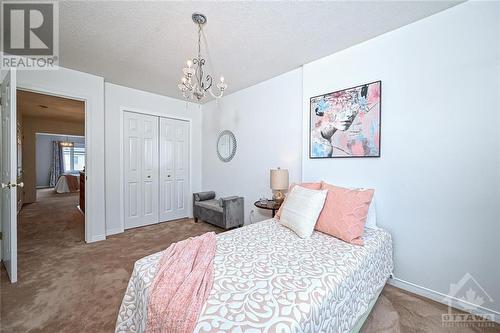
[19,189,84,246]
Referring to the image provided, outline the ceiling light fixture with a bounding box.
[178,13,227,102]
[60,136,74,147]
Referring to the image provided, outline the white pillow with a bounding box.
[279,186,327,238]
[365,194,378,229]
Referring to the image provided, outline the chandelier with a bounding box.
[178,13,227,102]
[59,142,74,147]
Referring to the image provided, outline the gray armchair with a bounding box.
[193,191,244,230]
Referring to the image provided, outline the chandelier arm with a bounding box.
[208,87,224,99]
[204,75,213,92]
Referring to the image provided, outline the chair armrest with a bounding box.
[222,197,244,228]
[220,196,241,207]
[193,191,216,202]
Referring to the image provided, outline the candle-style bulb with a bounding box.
[220,76,225,82]
[186,60,193,68]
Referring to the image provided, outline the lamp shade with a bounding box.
[270,168,289,191]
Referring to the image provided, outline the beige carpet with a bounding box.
[1,189,498,332]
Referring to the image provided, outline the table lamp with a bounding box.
[270,167,289,204]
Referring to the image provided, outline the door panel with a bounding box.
[1,69,18,283]
[163,180,173,212]
[128,183,139,217]
[176,179,185,210]
[124,112,159,229]
[144,181,153,215]
[129,137,138,171]
[144,138,153,171]
[174,121,188,217]
[141,114,158,225]
[159,119,175,220]
[124,112,142,227]
[159,117,189,222]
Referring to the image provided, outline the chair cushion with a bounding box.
[195,199,223,213]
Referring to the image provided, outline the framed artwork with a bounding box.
[310,81,381,158]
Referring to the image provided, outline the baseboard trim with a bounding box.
[388,277,499,324]
[106,227,124,236]
[87,234,106,243]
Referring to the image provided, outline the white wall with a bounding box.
[35,135,85,187]
[202,69,303,224]
[17,67,106,243]
[302,1,500,314]
[104,83,202,235]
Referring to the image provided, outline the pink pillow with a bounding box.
[275,182,322,219]
[315,182,374,245]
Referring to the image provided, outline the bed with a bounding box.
[116,219,393,333]
[54,174,80,193]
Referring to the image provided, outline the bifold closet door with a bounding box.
[159,117,189,222]
[124,112,159,229]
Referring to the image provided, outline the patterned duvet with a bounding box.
[116,219,393,333]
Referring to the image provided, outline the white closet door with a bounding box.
[124,112,159,229]
[159,118,189,221]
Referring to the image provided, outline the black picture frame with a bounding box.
[309,80,382,159]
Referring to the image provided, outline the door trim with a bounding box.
[15,85,92,243]
[118,107,193,234]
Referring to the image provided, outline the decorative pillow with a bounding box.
[279,186,327,238]
[275,182,322,219]
[315,182,374,245]
[346,187,378,230]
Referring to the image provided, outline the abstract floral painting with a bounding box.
[310,81,381,158]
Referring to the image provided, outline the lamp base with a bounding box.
[272,191,285,204]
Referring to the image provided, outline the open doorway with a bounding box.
[17,90,86,243]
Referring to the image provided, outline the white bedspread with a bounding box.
[116,220,393,333]
[54,174,80,193]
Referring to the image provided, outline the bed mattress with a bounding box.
[116,219,393,333]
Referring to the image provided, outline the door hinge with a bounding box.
[0,231,2,240]
[0,96,2,106]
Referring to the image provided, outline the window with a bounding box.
[62,144,85,173]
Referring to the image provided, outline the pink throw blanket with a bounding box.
[146,232,216,333]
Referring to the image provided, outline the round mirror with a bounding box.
[217,130,237,162]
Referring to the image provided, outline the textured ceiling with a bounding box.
[59,1,462,102]
[18,90,85,122]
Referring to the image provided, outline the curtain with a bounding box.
[49,141,64,187]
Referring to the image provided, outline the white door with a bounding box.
[1,69,18,283]
[160,118,189,221]
[123,112,159,229]
[159,117,189,222]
